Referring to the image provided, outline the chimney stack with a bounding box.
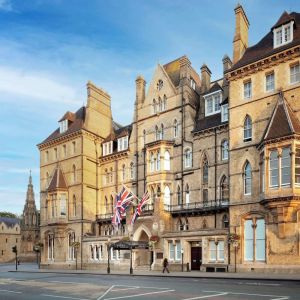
[233,3,249,64]
[135,75,146,104]
[222,55,233,73]
[200,64,211,93]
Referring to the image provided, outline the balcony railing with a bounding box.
[164,199,229,215]
[96,213,114,222]
[141,204,154,215]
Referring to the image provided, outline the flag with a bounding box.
[112,195,122,227]
[116,186,135,213]
[130,190,150,225]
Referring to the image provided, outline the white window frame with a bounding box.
[221,104,228,122]
[164,151,171,171]
[190,78,196,90]
[59,119,68,134]
[156,151,161,171]
[290,63,300,84]
[269,150,279,188]
[118,136,128,152]
[244,81,252,99]
[244,162,252,195]
[265,72,275,92]
[221,140,229,161]
[103,141,113,156]
[273,21,294,48]
[184,148,192,168]
[60,194,67,217]
[244,116,252,142]
[204,91,222,116]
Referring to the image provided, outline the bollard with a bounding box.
[186,262,190,272]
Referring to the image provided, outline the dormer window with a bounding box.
[103,141,113,156]
[118,136,128,152]
[273,21,294,48]
[204,91,221,116]
[59,119,68,133]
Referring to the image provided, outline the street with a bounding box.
[0,266,299,299]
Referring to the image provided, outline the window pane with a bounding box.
[281,147,290,186]
[295,148,300,186]
[255,219,265,261]
[209,241,216,261]
[217,241,224,261]
[244,220,253,261]
[269,150,279,187]
[169,242,175,260]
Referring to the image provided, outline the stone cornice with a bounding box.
[226,45,300,81]
[99,150,129,163]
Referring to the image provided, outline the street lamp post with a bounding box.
[71,242,80,270]
[107,237,111,274]
[130,245,133,275]
[127,224,133,275]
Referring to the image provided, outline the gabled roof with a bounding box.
[102,124,132,143]
[263,94,300,142]
[58,111,76,122]
[39,106,86,145]
[229,12,300,72]
[48,168,68,192]
[0,217,20,227]
[203,82,223,96]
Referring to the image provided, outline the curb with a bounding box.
[8,270,300,282]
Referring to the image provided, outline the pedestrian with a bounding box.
[162,258,170,273]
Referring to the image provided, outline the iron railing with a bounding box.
[164,199,229,213]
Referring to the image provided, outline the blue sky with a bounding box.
[0,0,299,215]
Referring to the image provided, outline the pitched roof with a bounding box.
[229,12,300,72]
[0,217,20,227]
[48,168,67,192]
[203,82,223,96]
[102,124,132,143]
[263,94,300,142]
[193,113,222,132]
[39,106,86,145]
[58,111,76,122]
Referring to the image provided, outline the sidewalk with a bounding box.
[2,263,300,282]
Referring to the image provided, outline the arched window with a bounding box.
[122,164,126,181]
[185,184,190,204]
[110,167,113,183]
[184,148,192,168]
[220,176,229,202]
[155,125,160,141]
[158,97,162,112]
[110,195,114,213]
[164,186,170,206]
[177,185,182,205]
[153,99,157,114]
[105,196,108,214]
[244,115,252,142]
[156,151,161,171]
[143,130,146,146]
[222,214,229,228]
[130,162,134,179]
[150,152,155,172]
[72,165,76,183]
[105,169,108,185]
[221,140,229,160]
[157,186,161,197]
[160,124,164,140]
[73,195,76,217]
[203,156,208,184]
[164,151,170,170]
[269,150,279,187]
[163,95,167,111]
[174,119,178,138]
[244,161,252,195]
[68,232,75,260]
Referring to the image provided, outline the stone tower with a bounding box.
[20,171,40,261]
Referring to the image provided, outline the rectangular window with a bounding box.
[59,120,68,134]
[169,242,175,260]
[244,220,254,261]
[266,73,275,92]
[269,150,279,187]
[217,241,224,261]
[221,104,228,122]
[204,92,221,116]
[244,81,252,99]
[281,147,291,186]
[274,22,293,48]
[60,194,66,216]
[255,219,265,261]
[209,241,216,261]
[118,136,129,152]
[290,64,300,84]
[190,78,196,90]
[175,241,181,261]
[295,148,300,186]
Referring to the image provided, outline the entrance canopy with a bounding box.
[111,240,149,250]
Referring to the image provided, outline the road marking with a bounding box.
[203,290,289,299]
[41,294,90,300]
[237,282,281,286]
[103,289,175,300]
[0,289,22,294]
[182,293,228,300]
[112,287,140,292]
[97,285,115,300]
[49,281,90,285]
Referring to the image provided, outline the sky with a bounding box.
[0,0,299,215]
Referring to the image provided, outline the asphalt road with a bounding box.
[0,270,299,300]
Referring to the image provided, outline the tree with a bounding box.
[0,212,17,218]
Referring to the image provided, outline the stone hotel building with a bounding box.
[38,5,300,273]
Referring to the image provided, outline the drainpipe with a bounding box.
[214,128,217,228]
[94,140,99,232]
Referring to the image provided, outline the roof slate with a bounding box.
[229,12,300,72]
[0,217,20,227]
[48,168,68,192]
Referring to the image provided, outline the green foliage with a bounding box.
[0,211,17,218]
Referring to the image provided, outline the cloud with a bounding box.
[0,65,80,105]
[0,0,12,12]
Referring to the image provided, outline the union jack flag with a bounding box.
[130,190,150,225]
[116,186,135,213]
[112,196,122,227]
